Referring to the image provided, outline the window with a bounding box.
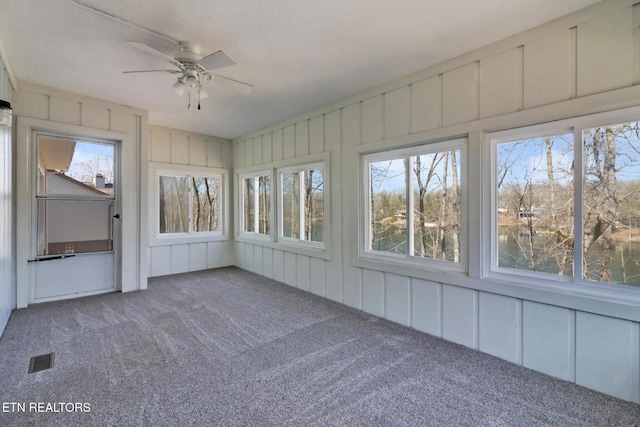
[492,119,640,288]
[149,163,228,245]
[278,163,324,244]
[496,131,574,276]
[159,173,221,234]
[364,139,465,269]
[240,173,271,235]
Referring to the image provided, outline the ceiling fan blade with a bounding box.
[123,69,181,74]
[205,73,254,95]
[198,50,236,70]
[127,41,183,68]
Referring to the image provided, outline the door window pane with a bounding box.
[38,138,114,196]
[37,199,114,256]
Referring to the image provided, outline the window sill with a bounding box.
[149,232,228,247]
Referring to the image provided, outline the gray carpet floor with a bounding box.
[1,267,639,426]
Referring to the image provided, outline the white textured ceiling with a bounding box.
[0,0,601,140]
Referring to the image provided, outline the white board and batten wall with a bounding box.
[0,54,14,337]
[13,84,148,308]
[147,125,234,277]
[233,0,640,403]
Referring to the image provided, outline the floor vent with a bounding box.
[28,353,55,374]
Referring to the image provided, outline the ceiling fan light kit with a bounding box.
[124,41,254,110]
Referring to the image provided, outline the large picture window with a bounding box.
[278,163,324,244]
[492,119,640,287]
[364,139,465,269]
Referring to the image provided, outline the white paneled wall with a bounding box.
[148,126,234,277]
[232,1,640,403]
[0,55,13,337]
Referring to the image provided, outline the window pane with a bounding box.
[159,175,190,234]
[304,169,323,242]
[496,134,574,275]
[37,199,113,256]
[258,176,271,234]
[38,138,114,197]
[243,177,255,232]
[583,122,640,286]
[191,176,219,232]
[411,150,461,262]
[369,158,406,254]
[282,172,300,238]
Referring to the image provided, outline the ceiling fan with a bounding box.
[124,41,254,110]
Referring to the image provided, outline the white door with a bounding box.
[31,134,119,301]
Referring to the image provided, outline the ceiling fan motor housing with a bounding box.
[175,41,202,64]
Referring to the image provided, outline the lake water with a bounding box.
[370,223,640,287]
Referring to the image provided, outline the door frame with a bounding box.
[16,117,138,307]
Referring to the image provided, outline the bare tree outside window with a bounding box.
[192,177,219,232]
[159,174,220,235]
[243,177,255,232]
[412,151,461,261]
[370,158,406,254]
[242,175,270,235]
[159,175,189,234]
[497,134,574,275]
[583,122,640,286]
[304,169,323,242]
[281,168,323,242]
[282,172,300,239]
[495,122,640,287]
[367,147,462,263]
[258,176,271,234]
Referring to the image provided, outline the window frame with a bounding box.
[486,110,640,293]
[148,162,229,246]
[488,123,576,284]
[276,161,326,250]
[238,170,272,241]
[360,138,467,274]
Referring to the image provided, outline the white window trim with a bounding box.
[148,162,229,246]
[235,153,331,260]
[238,170,272,242]
[359,137,468,274]
[484,108,640,298]
[277,161,326,250]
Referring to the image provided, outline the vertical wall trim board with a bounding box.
[474,290,479,349]
[518,45,525,112]
[634,4,640,85]
[571,309,577,382]
[570,26,578,99]
[517,298,523,364]
[474,61,480,121]
[438,283,443,337]
[408,84,413,137]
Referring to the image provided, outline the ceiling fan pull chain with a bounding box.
[188,91,191,110]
